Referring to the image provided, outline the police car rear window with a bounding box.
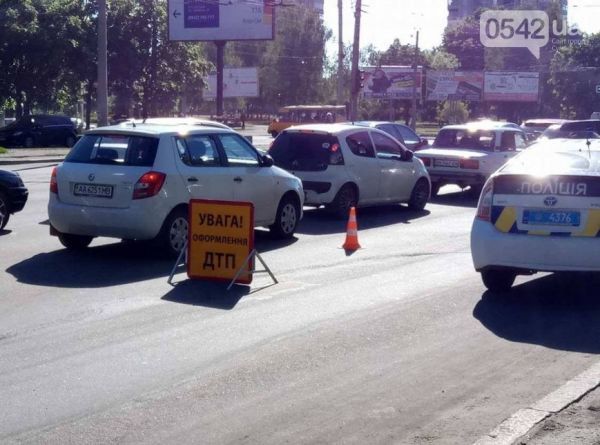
[503,149,598,175]
[66,134,159,167]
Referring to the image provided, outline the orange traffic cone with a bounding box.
[342,207,361,251]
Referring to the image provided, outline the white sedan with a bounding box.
[471,138,600,292]
[415,121,528,196]
[48,124,304,255]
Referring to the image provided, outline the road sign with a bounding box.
[168,0,275,42]
[187,200,254,284]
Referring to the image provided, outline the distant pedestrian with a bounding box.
[241,111,246,130]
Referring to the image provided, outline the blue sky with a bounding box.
[322,0,600,52]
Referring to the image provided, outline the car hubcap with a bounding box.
[280,203,297,234]
[169,217,188,251]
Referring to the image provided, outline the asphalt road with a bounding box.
[1,164,600,444]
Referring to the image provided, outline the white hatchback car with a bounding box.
[415,121,528,196]
[471,138,600,292]
[268,123,431,217]
[48,124,304,255]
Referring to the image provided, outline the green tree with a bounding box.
[260,6,331,109]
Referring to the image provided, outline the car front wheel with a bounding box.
[0,191,9,230]
[58,233,94,250]
[270,195,300,239]
[481,269,516,293]
[408,178,430,211]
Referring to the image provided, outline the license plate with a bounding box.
[522,210,580,226]
[73,183,113,198]
[434,158,460,168]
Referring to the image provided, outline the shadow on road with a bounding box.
[296,205,430,235]
[161,280,250,310]
[473,272,600,353]
[6,232,295,288]
[431,190,478,209]
[0,229,12,236]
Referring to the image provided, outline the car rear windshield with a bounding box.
[65,134,159,166]
[503,148,599,175]
[269,131,341,171]
[433,129,494,150]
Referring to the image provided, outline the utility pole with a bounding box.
[350,0,361,121]
[337,0,344,105]
[97,0,108,127]
[410,30,419,130]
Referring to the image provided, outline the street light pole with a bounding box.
[97,0,108,127]
[410,30,419,130]
[350,0,361,121]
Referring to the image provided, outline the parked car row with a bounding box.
[6,116,598,294]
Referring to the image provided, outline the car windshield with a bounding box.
[432,129,494,150]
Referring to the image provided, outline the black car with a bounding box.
[541,119,600,140]
[0,169,28,230]
[0,114,77,148]
[353,121,429,150]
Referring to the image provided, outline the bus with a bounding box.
[267,105,348,137]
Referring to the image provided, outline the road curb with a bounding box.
[0,157,64,166]
[473,361,600,445]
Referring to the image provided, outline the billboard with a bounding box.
[484,72,539,102]
[360,66,423,100]
[426,71,484,101]
[168,0,275,41]
[204,68,259,99]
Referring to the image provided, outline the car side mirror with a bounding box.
[262,154,274,167]
[402,150,414,161]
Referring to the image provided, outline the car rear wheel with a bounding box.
[0,191,9,230]
[24,136,35,148]
[408,178,430,211]
[58,233,94,250]
[481,269,516,293]
[270,195,300,239]
[329,184,358,219]
[430,182,441,197]
[159,208,188,257]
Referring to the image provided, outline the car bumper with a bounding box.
[428,169,486,185]
[471,218,600,273]
[48,196,167,240]
[6,186,29,213]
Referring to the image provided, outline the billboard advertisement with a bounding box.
[360,66,423,100]
[204,68,259,99]
[483,72,539,102]
[426,71,484,101]
[168,0,274,41]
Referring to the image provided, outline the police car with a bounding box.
[415,121,527,196]
[471,138,600,292]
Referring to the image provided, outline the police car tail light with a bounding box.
[50,167,58,194]
[419,156,431,167]
[133,171,166,199]
[460,158,479,169]
[476,180,494,222]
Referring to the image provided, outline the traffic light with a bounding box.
[354,70,365,94]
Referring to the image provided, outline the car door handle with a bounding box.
[234,177,243,183]
[187,177,198,182]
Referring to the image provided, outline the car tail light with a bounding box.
[476,180,494,221]
[133,171,166,199]
[50,167,58,194]
[460,158,479,169]
[419,156,431,167]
